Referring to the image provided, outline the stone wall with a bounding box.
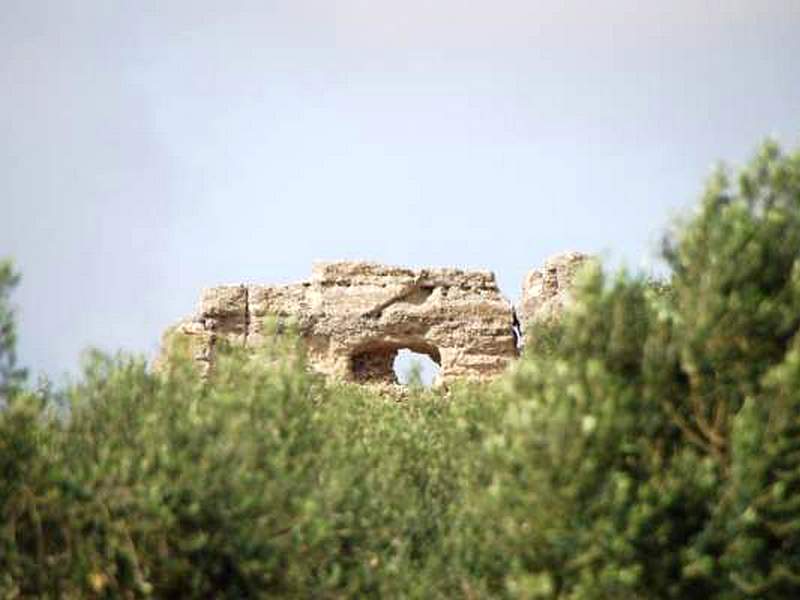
[518,251,592,331]
[159,254,590,385]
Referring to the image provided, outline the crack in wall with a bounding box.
[362,277,430,319]
[243,285,250,348]
[511,307,522,354]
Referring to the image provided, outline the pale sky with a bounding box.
[2,0,799,379]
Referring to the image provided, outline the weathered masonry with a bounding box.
[159,253,590,385]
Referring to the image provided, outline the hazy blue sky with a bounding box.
[2,0,799,379]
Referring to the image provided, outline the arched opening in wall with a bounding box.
[350,341,441,386]
[394,349,441,388]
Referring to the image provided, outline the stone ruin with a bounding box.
[518,251,593,328]
[159,252,591,385]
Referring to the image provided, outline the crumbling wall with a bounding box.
[160,261,518,384]
[159,254,590,385]
[518,251,592,331]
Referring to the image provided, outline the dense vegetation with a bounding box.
[2,141,800,598]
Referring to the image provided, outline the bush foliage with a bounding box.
[2,141,800,598]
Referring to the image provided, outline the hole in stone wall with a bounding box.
[350,341,441,386]
[393,349,441,388]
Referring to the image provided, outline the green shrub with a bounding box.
[0,260,26,404]
[449,140,800,599]
[0,325,490,597]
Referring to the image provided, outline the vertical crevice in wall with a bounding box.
[511,306,522,355]
[243,285,250,348]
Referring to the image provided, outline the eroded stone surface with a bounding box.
[160,261,518,384]
[518,251,592,330]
